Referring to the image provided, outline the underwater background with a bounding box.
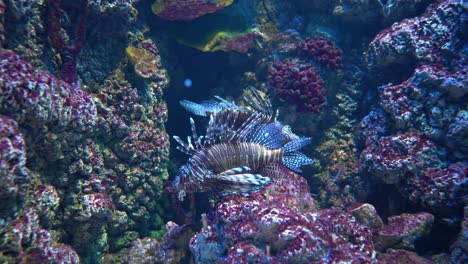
[0,0,466,263]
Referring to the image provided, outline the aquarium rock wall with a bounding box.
[0,0,466,263]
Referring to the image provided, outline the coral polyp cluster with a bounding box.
[298,36,342,70]
[268,59,326,113]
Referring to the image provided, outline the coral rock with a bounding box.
[126,222,192,264]
[0,50,97,132]
[0,116,30,220]
[375,212,434,251]
[190,171,377,263]
[361,132,443,184]
[365,0,465,72]
[34,184,60,222]
[347,203,384,229]
[0,207,80,263]
[409,162,467,213]
[152,0,234,20]
[378,248,433,264]
[126,39,161,79]
[197,31,255,53]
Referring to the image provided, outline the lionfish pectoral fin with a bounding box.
[219,166,252,176]
[214,173,271,196]
[219,185,264,197]
[216,173,271,187]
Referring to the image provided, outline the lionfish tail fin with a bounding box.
[282,137,314,172]
[283,136,312,152]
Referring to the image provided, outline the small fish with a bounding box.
[171,88,314,200]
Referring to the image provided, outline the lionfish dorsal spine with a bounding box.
[173,135,195,155]
[189,118,204,149]
[242,86,274,118]
[204,114,216,146]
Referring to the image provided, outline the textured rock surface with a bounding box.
[190,169,377,263]
[0,116,30,221]
[365,0,465,72]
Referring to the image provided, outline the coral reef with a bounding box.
[365,0,465,73]
[93,69,170,255]
[361,132,443,185]
[190,168,378,263]
[358,0,467,220]
[0,50,97,132]
[298,36,342,69]
[0,36,170,264]
[195,31,255,53]
[46,0,88,84]
[123,222,193,263]
[152,0,234,20]
[0,207,80,263]
[0,0,4,48]
[409,162,467,213]
[126,39,161,79]
[188,168,437,263]
[78,0,139,84]
[0,0,466,262]
[268,59,326,112]
[3,0,48,67]
[0,116,29,221]
[360,64,467,214]
[374,212,434,251]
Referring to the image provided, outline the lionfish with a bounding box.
[171,88,313,201]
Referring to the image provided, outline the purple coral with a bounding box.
[361,132,443,184]
[0,50,97,132]
[46,0,88,84]
[374,212,434,251]
[152,0,233,20]
[190,170,377,263]
[0,116,29,218]
[268,59,326,113]
[365,0,465,71]
[2,207,80,263]
[298,36,342,70]
[409,162,467,212]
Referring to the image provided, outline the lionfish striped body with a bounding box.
[172,88,313,200]
[201,142,283,174]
